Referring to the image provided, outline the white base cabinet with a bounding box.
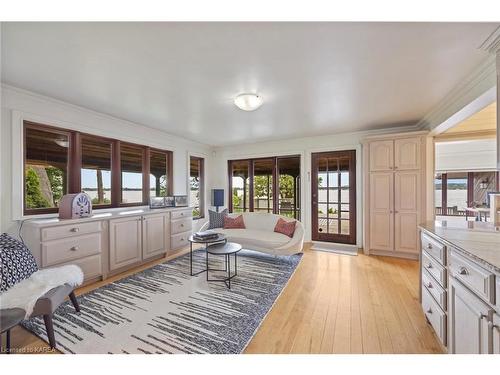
[22,207,189,281]
[420,229,499,354]
[109,212,171,272]
[493,313,500,354]
[142,213,170,259]
[109,216,143,271]
[448,277,492,354]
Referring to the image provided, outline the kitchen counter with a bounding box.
[419,220,500,273]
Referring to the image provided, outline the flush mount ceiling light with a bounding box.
[234,93,263,111]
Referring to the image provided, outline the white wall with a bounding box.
[435,138,497,172]
[0,85,212,235]
[209,126,418,246]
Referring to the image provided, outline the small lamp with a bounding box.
[211,189,225,212]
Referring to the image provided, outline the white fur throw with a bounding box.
[0,265,83,318]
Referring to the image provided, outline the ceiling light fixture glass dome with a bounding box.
[234,93,263,111]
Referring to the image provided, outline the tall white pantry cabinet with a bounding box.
[363,131,428,259]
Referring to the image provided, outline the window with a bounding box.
[120,144,145,205]
[253,159,274,213]
[228,156,301,220]
[230,160,250,213]
[190,156,204,219]
[277,157,301,220]
[24,124,70,214]
[149,150,169,198]
[23,121,172,215]
[81,136,112,206]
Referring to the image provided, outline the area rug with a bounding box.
[22,249,302,354]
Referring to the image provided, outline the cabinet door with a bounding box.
[369,140,394,171]
[394,137,421,170]
[493,313,500,354]
[394,171,420,254]
[369,172,394,251]
[142,214,169,259]
[109,217,142,271]
[448,277,492,354]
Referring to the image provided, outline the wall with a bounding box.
[0,85,212,235]
[209,125,419,246]
[435,138,497,172]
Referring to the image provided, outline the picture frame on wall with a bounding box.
[165,196,175,207]
[174,195,188,207]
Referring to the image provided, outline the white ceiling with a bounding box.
[1,22,498,146]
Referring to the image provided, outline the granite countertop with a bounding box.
[22,206,194,227]
[419,221,500,273]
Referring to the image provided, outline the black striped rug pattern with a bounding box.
[22,250,301,354]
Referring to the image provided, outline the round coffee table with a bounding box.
[188,233,227,276]
[206,242,242,289]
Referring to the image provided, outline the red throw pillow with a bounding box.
[274,218,297,238]
[223,215,246,229]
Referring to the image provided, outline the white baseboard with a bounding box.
[311,241,359,256]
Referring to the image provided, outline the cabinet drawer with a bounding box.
[422,286,447,346]
[422,268,447,310]
[171,231,190,250]
[421,232,445,265]
[422,250,447,288]
[449,249,495,305]
[171,217,192,235]
[54,254,102,281]
[41,221,102,241]
[171,209,192,220]
[42,233,102,267]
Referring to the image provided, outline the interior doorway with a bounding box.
[311,150,356,244]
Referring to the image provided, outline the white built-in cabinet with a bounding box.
[364,132,426,258]
[109,212,170,271]
[22,207,192,282]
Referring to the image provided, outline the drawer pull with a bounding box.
[426,308,432,314]
[426,263,432,269]
[426,243,433,249]
[70,246,79,251]
[458,266,469,276]
[181,238,185,241]
[427,282,433,288]
[70,228,79,233]
[181,224,184,227]
[181,212,184,216]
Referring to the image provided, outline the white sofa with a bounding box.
[200,212,304,256]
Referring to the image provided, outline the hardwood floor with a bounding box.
[5,244,443,354]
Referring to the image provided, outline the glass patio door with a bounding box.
[311,150,356,244]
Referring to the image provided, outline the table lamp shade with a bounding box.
[212,189,224,208]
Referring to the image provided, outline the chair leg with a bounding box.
[43,314,56,349]
[69,291,80,312]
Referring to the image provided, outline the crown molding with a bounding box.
[479,26,500,53]
[416,54,497,132]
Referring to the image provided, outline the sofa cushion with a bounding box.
[224,215,246,229]
[0,233,39,292]
[208,208,228,229]
[213,229,290,249]
[274,218,297,238]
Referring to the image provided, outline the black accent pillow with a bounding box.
[0,233,39,292]
[208,209,228,229]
